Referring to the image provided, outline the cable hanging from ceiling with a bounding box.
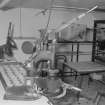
[19,7,22,38]
[44,0,55,41]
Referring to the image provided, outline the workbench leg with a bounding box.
[79,75,84,88]
[75,72,78,80]
[77,75,84,101]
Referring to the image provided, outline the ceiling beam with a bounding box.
[52,5,90,11]
[0,0,11,8]
[95,8,105,12]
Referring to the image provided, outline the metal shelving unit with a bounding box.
[92,20,105,62]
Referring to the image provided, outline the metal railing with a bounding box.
[56,41,93,62]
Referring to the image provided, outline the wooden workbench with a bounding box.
[63,61,105,88]
[64,61,105,74]
[63,61,105,101]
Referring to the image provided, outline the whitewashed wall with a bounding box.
[0,8,104,62]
